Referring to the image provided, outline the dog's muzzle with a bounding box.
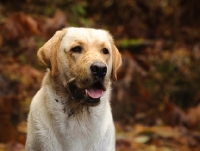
[66,62,107,106]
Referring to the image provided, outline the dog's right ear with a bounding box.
[37,29,66,77]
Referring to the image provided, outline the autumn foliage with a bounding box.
[1,0,200,150]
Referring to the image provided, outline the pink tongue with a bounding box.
[87,88,103,99]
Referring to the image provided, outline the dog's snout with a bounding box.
[90,62,107,78]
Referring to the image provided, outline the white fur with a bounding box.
[26,73,115,151]
[25,28,119,151]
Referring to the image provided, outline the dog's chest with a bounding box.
[56,111,103,150]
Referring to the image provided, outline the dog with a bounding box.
[25,27,122,151]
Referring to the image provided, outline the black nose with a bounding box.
[90,62,107,78]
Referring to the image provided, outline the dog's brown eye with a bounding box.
[70,46,82,53]
[102,48,109,54]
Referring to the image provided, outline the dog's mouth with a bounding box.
[67,78,105,106]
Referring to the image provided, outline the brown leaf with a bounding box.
[4,12,40,40]
[187,104,200,128]
[116,139,131,147]
[2,10,66,44]
[37,10,67,37]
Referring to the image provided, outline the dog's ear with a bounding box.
[111,45,122,81]
[107,32,122,81]
[37,30,66,77]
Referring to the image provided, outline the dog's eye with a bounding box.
[70,46,82,53]
[102,48,109,54]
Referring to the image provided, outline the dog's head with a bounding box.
[37,27,122,106]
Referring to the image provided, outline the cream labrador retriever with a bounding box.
[25,27,122,151]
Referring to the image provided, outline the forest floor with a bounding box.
[0,121,200,151]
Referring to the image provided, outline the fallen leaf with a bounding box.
[134,135,150,144]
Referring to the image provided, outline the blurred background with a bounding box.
[1,0,200,150]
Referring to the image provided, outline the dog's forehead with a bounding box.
[60,28,111,49]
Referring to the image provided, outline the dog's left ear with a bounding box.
[37,29,66,77]
[107,32,122,81]
[111,45,122,81]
